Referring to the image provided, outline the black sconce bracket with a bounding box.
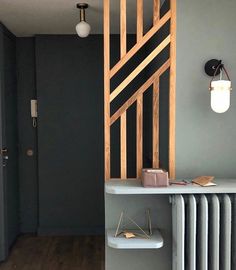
[76,3,89,9]
[204,59,223,77]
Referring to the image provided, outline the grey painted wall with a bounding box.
[14,22,170,234]
[15,34,153,234]
[33,34,154,234]
[16,38,38,233]
[35,35,105,234]
[176,0,236,178]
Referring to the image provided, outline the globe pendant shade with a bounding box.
[76,21,91,38]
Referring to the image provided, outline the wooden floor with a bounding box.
[0,235,105,270]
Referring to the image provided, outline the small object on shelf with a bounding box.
[192,176,216,187]
[114,209,152,239]
[123,232,136,239]
[183,179,191,184]
[141,168,169,187]
[107,229,164,249]
[169,180,188,185]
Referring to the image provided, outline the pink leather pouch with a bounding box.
[141,169,169,187]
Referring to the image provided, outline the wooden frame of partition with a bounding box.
[104,0,176,181]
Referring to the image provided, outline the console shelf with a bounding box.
[107,229,163,249]
[105,179,236,195]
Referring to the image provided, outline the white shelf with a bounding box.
[107,229,163,249]
[105,179,236,195]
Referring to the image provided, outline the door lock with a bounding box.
[0,148,8,155]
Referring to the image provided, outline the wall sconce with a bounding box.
[76,3,91,38]
[205,59,232,113]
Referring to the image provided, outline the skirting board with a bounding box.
[37,226,105,236]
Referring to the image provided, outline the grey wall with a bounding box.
[16,38,38,233]
[176,0,236,178]
[14,29,170,235]
[16,34,153,235]
[16,35,108,234]
[35,35,105,234]
[32,34,154,234]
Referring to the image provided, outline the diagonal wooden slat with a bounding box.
[110,10,171,78]
[153,0,160,25]
[104,0,110,181]
[137,0,143,42]
[110,35,171,102]
[110,59,170,125]
[136,95,143,178]
[152,79,159,168]
[169,0,176,180]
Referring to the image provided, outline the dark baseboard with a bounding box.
[37,226,105,236]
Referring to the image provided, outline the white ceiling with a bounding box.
[0,0,162,37]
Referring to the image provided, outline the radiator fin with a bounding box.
[199,195,208,270]
[172,194,235,270]
[209,194,220,270]
[172,195,185,270]
[187,195,197,270]
[221,194,232,270]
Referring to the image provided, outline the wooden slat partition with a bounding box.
[110,60,170,125]
[136,95,143,178]
[169,0,176,179]
[110,35,170,102]
[104,0,110,181]
[152,79,159,168]
[110,10,171,78]
[104,0,176,180]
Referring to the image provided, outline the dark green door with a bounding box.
[0,24,19,261]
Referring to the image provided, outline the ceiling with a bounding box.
[0,0,164,37]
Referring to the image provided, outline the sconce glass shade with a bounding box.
[210,80,231,113]
[76,21,91,38]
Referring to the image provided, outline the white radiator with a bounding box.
[172,194,236,270]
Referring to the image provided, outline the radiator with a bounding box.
[172,194,236,270]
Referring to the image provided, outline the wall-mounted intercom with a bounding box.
[31,99,37,128]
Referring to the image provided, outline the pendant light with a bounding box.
[205,59,232,113]
[76,3,91,38]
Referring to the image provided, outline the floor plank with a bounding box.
[0,235,104,270]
